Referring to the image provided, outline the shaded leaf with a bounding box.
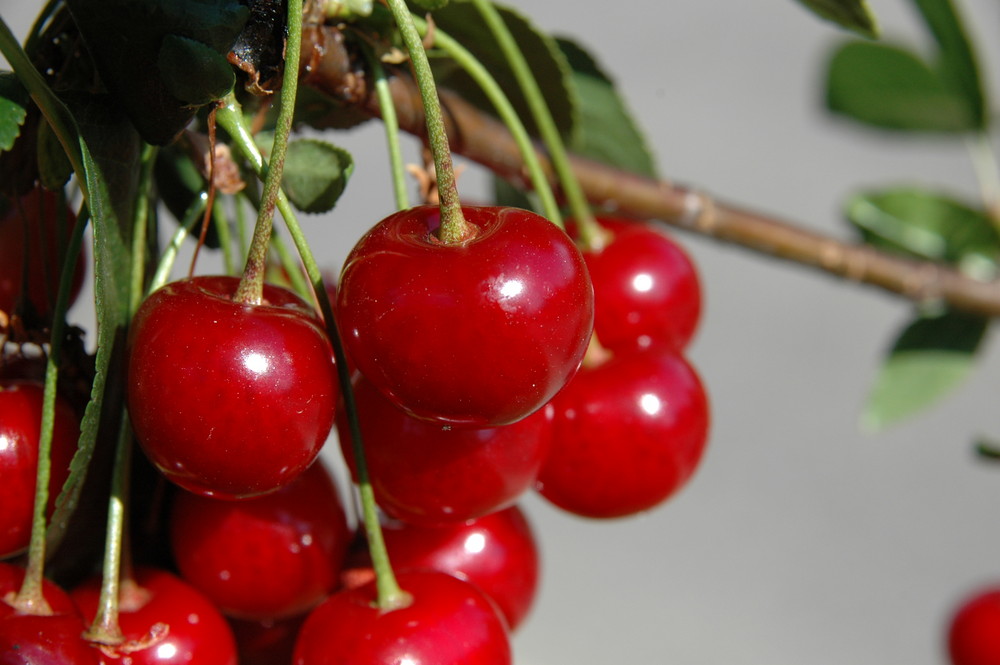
[862,309,988,430]
[826,40,977,132]
[158,34,236,107]
[796,0,879,38]
[556,37,658,179]
[281,139,353,214]
[845,187,999,272]
[425,0,576,142]
[912,0,986,130]
[36,119,73,189]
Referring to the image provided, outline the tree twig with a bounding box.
[299,24,1000,317]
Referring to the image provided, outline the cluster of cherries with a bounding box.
[0,186,715,663]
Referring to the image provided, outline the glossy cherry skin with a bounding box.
[228,614,305,665]
[0,380,79,559]
[337,374,552,525]
[576,217,701,352]
[169,461,350,620]
[71,567,237,665]
[337,204,594,427]
[0,563,97,665]
[126,275,338,499]
[0,187,85,320]
[536,347,710,518]
[293,570,511,665]
[342,505,539,631]
[947,586,1000,665]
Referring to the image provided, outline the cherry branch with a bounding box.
[299,25,1000,318]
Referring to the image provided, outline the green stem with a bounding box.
[469,0,607,248]
[220,98,409,612]
[149,194,209,294]
[233,0,303,305]
[383,0,470,242]
[411,14,561,226]
[364,43,410,210]
[270,229,312,301]
[129,146,157,315]
[214,199,235,276]
[14,205,89,614]
[82,412,132,646]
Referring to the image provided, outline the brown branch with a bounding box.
[298,25,1000,318]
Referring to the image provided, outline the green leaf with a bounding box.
[912,0,986,130]
[0,72,28,152]
[158,35,236,107]
[281,139,354,214]
[555,37,658,179]
[796,0,879,38]
[424,0,576,142]
[845,187,1000,272]
[862,309,988,430]
[826,40,977,132]
[36,119,73,189]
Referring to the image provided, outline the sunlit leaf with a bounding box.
[0,72,27,152]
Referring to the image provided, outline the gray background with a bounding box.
[5,1,1000,663]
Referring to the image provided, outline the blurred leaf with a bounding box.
[862,309,988,430]
[826,40,977,132]
[36,119,73,189]
[796,0,879,38]
[973,437,1000,462]
[845,187,1000,271]
[282,139,353,214]
[556,37,658,179]
[426,0,576,142]
[0,72,27,152]
[912,0,986,130]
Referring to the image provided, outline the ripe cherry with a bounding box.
[947,585,1000,665]
[536,347,710,518]
[169,461,350,620]
[72,567,237,665]
[342,505,540,631]
[0,563,97,665]
[0,380,79,559]
[337,374,552,525]
[576,217,701,352]
[126,275,338,499]
[337,204,594,427]
[228,614,306,665]
[0,187,85,321]
[293,570,511,665]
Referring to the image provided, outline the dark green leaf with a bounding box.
[282,139,354,214]
[973,437,1000,462]
[425,0,576,142]
[0,72,28,152]
[556,37,658,179]
[36,119,73,189]
[845,187,1000,272]
[158,35,236,107]
[912,0,986,130]
[826,40,977,132]
[796,0,879,38]
[862,309,988,430]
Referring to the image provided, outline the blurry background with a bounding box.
[5,0,1000,663]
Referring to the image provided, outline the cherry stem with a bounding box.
[409,13,562,226]
[149,194,209,293]
[83,412,133,646]
[469,0,607,249]
[233,0,303,305]
[383,0,471,243]
[217,96,410,611]
[363,42,410,210]
[14,198,89,614]
[130,146,157,315]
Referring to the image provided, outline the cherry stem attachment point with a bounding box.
[384,0,471,243]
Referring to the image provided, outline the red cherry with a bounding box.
[337,374,552,525]
[536,347,710,518]
[0,187,86,320]
[71,567,238,665]
[0,380,79,559]
[342,505,539,631]
[228,614,305,665]
[0,563,97,665]
[126,275,338,499]
[169,461,350,620]
[293,570,511,665]
[337,204,594,427]
[577,217,701,352]
[947,585,1000,665]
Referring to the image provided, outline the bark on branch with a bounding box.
[299,24,1000,317]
